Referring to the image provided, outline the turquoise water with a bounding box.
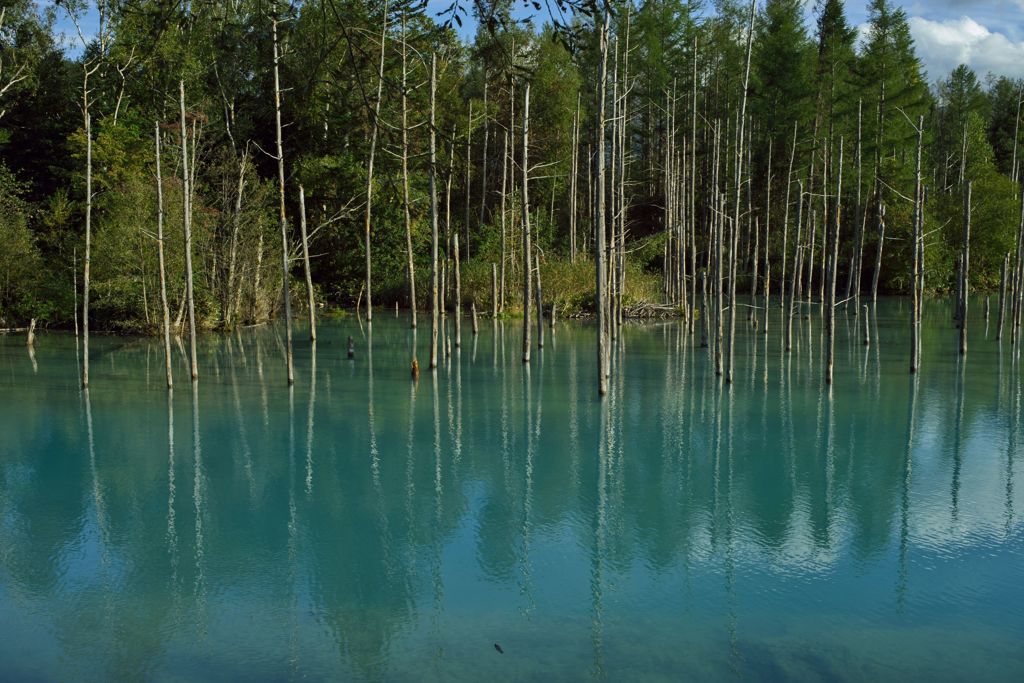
[1,300,1023,681]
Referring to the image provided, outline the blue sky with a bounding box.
[49,0,1024,81]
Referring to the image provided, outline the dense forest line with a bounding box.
[1,0,1022,344]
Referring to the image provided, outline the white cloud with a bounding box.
[909,15,1024,80]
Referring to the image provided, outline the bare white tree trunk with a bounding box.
[401,16,417,328]
[429,53,439,370]
[180,81,199,381]
[272,15,294,385]
[155,121,173,388]
[725,0,756,386]
[521,81,533,364]
[299,185,316,341]
[595,14,610,395]
[363,0,388,322]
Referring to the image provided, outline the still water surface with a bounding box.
[1,300,1023,681]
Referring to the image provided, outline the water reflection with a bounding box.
[0,305,1023,681]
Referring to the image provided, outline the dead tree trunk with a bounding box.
[535,254,544,349]
[271,17,294,385]
[180,81,200,382]
[998,252,1010,341]
[780,122,797,310]
[464,101,473,260]
[960,181,971,356]
[155,121,173,388]
[454,231,462,347]
[825,138,843,385]
[298,185,316,341]
[479,80,489,230]
[429,53,439,370]
[521,81,533,364]
[400,17,417,328]
[491,263,498,318]
[596,14,610,395]
[570,92,580,262]
[910,117,923,373]
[82,111,92,387]
[847,100,865,304]
[786,180,804,352]
[499,129,509,313]
[872,203,885,305]
[362,0,388,322]
[726,0,756,385]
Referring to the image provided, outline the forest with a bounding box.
[1,0,1022,352]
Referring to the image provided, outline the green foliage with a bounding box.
[0,165,43,325]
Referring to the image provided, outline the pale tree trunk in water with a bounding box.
[595,14,610,395]
[960,181,971,356]
[521,81,533,364]
[429,54,439,370]
[180,80,199,381]
[155,121,173,388]
[363,0,388,322]
[499,129,508,312]
[299,185,316,341]
[400,15,417,328]
[910,117,923,374]
[272,15,294,385]
[83,110,92,387]
[826,139,843,386]
[726,0,756,386]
